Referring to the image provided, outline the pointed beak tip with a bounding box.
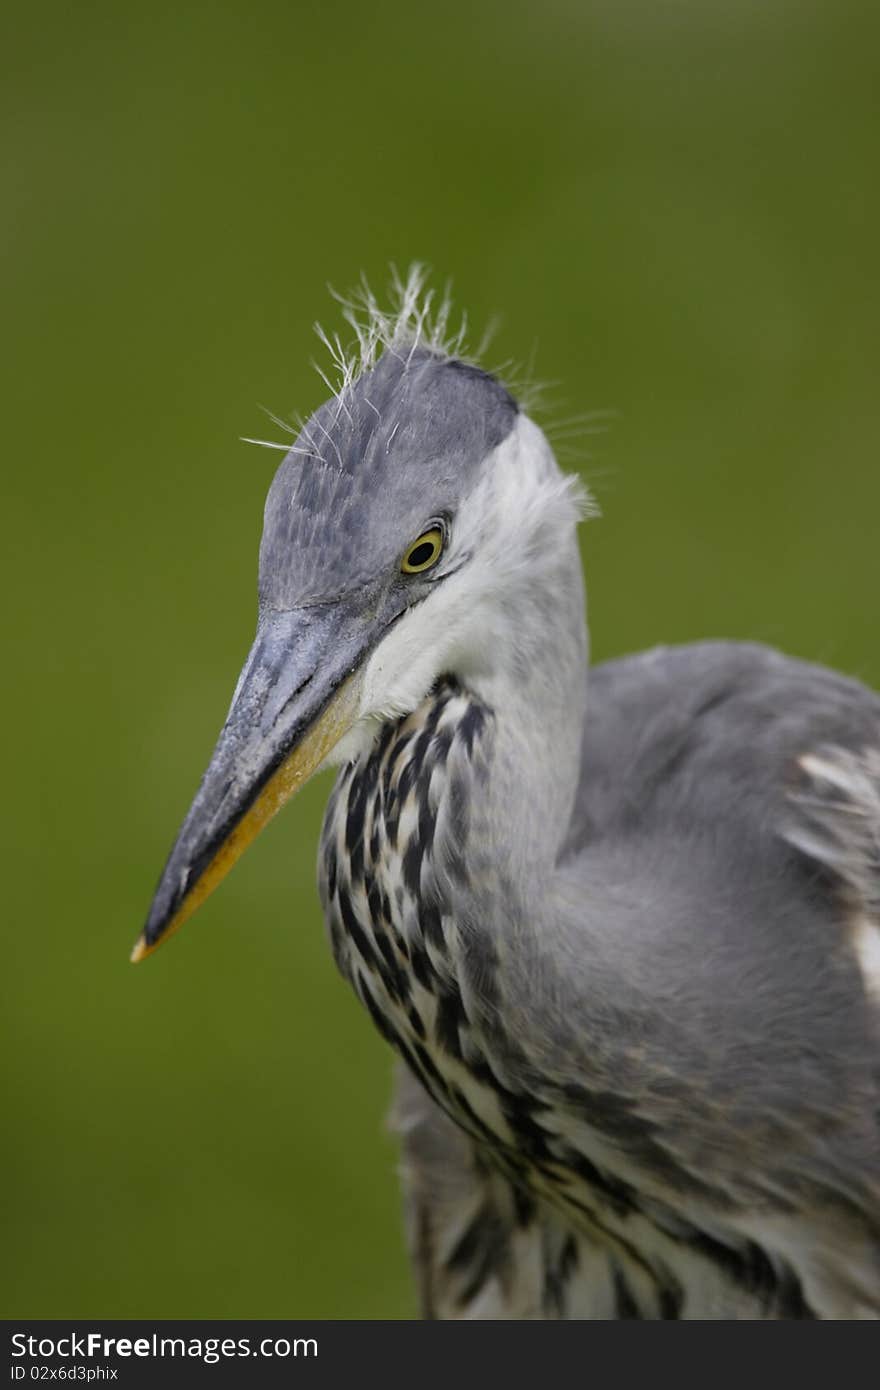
[130,934,150,964]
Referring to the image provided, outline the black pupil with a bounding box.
[407,540,436,568]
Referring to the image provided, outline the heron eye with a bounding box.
[401,527,444,574]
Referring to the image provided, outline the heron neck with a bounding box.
[466,533,588,878]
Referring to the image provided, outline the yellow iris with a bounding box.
[401,527,444,574]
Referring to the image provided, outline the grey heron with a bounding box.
[136,270,880,1318]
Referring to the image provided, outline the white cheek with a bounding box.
[321,719,377,767]
[316,576,480,771]
[357,576,478,720]
[316,568,488,772]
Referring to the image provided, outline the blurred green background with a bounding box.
[3,0,878,1319]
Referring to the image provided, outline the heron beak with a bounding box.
[132,605,370,963]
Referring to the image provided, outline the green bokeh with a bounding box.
[4,1,878,1318]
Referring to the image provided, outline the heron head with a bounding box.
[135,318,585,961]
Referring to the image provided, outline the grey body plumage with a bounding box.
[320,647,880,1317]
[140,273,880,1317]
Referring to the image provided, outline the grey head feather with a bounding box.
[258,347,518,610]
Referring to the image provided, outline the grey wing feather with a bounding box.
[567,640,880,924]
[558,642,880,1247]
[783,745,880,915]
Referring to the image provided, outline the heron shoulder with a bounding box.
[568,640,880,865]
[564,636,880,1024]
